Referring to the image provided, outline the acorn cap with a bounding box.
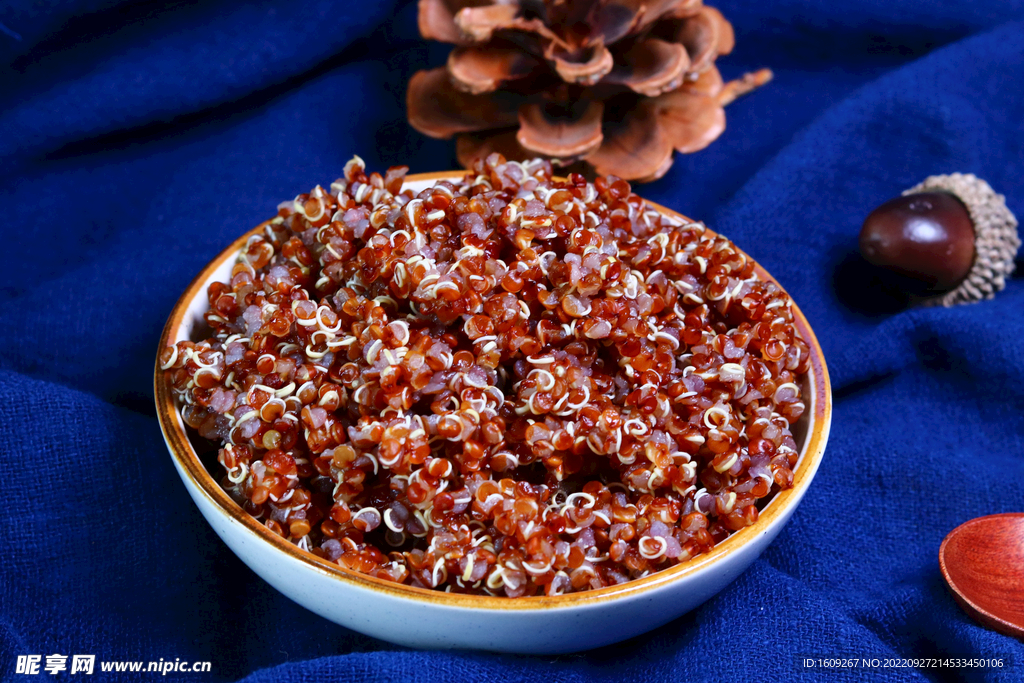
[903,173,1020,307]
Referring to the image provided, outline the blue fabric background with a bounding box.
[2,1,1023,680]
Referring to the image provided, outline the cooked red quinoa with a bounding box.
[162,155,810,597]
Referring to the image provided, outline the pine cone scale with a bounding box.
[546,41,614,85]
[587,100,674,181]
[456,129,524,168]
[516,100,605,157]
[705,6,735,54]
[407,68,521,138]
[657,90,726,154]
[684,63,724,97]
[455,4,521,42]
[447,45,539,94]
[674,6,732,74]
[418,0,491,44]
[605,38,690,97]
[584,2,643,46]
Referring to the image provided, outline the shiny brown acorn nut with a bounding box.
[859,174,1020,307]
[859,192,975,292]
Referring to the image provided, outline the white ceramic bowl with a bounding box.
[155,172,832,654]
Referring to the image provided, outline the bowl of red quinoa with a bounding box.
[155,156,831,653]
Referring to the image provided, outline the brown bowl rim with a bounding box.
[154,170,832,611]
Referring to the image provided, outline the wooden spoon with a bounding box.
[939,513,1024,639]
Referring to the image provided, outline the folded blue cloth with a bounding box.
[2,1,1023,680]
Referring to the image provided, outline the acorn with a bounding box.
[859,173,1020,306]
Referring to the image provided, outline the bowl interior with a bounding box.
[155,171,832,609]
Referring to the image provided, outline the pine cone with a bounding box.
[407,0,771,182]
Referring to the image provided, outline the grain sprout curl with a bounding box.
[638,536,668,560]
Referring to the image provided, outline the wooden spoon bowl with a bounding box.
[939,513,1024,640]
